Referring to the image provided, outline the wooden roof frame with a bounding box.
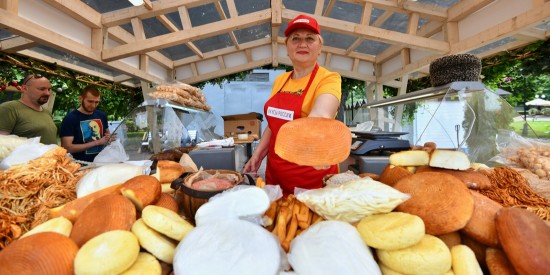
[0,0,549,95]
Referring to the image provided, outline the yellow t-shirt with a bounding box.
[270,66,341,118]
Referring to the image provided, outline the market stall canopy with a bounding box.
[0,0,549,89]
[526,98,550,106]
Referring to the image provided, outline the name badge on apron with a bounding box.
[266,106,294,121]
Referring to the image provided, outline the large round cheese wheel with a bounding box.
[356,212,425,250]
[377,234,452,275]
[394,172,474,235]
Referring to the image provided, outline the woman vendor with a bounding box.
[243,14,342,196]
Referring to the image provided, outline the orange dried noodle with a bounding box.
[480,167,550,221]
[0,151,80,249]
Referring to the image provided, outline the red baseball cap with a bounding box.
[284,14,320,37]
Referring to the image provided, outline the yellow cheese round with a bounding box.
[356,212,425,250]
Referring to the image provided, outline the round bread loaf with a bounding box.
[485,248,518,275]
[389,150,430,166]
[154,192,180,213]
[155,160,185,183]
[415,166,491,190]
[74,230,140,275]
[120,252,162,275]
[274,117,351,166]
[377,234,452,275]
[461,190,502,247]
[132,218,177,264]
[142,205,194,241]
[356,212,425,250]
[0,232,78,275]
[495,207,550,275]
[121,175,162,211]
[394,172,474,235]
[70,194,136,247]
[436,231,461,250]
[379,164,412,186]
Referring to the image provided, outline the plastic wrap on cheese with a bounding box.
[75,163,148,197]
[0,135,40,162]
[288,221,381,275]
[296,178,410,223]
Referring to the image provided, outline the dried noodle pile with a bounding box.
[480,166,550,221]
[0,146,81,249]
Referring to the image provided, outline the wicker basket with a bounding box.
[429,54,481,87]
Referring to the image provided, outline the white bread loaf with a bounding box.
[389,150,430,166]
[429,150,471,170]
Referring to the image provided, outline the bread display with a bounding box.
[150,84,211,111]
[394,172,475,235]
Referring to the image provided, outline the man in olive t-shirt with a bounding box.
[0,74,58,145]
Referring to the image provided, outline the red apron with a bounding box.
[264,64,338,197]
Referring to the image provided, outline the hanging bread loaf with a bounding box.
[275,117,351,167]
[393,172,474,235]
[495,207,550,275]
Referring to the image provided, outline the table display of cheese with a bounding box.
[0,140,549,275]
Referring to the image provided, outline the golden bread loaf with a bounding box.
[120,252,162,275]
[0,232,78,275]
[356,212,425,250]
[131,219,177,264]
[394,172,475,235]
[460,233,488,270]
[74,230,140,275]
[70,194,136,247]
[415,166,491,190]
[451,245,483,275]
[275,117,351,166]
[495,207,550,275]
[461,190,502,247]
[120,175,162,211]
[378,164,413,186]
[155,160,185,183]
[389,150,430,166]
[429,150,471,170]
[377,234,452,275]
[485,248,518,275]
[49,183,123,223]
[141,205,194,241]
[154,192,180,213]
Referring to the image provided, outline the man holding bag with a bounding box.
[60,85,111,162]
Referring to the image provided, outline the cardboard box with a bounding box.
[222,112,262,140]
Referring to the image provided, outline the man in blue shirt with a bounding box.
[60,85,111,162]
